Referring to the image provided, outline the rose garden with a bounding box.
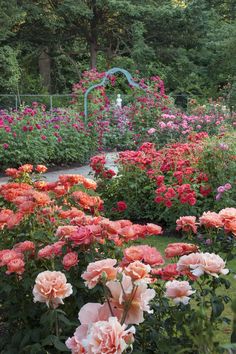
[0,69,235,354]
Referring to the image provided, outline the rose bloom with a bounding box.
[224,219,236,236]
[107,274,156,325]
[152,264,179,281]
[219,208,236,222]
[56,225,79,239]
[117,201,127,212]
[13,240,35,255]
[18,164,33,173]
[35,165,48,173]
[176,216,197,233]
[62,252,79,271]
[81,258,117,289]
[5,168,20,178]
[0,249,24,267]
[33,271,72,308]
[165,243,199,259]
[6,258,25,275]
[124,261,151,284]
[83,317,135,354]
[122,245,164,267]
[146,223,162,235]
[199,211,223,228]
[177,252,229,277]
[83,178,97,190]
[165,280,195,305]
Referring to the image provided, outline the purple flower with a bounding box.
[217,186,225,193]
[219,143,229,150]
[215,193,222,201]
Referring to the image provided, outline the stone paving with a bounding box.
[0,152,118,185]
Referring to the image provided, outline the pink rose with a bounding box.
[165,280,195,304]
[147,128,156,135]
[81,259,117,289]
[6,258,25,275]
[33,271,72,308]
[176,216,197,233]
[62,252,79,271]
[165,243,198,259]
[146,223,162,235]
[83,317,135,354]
[177,252,229,277]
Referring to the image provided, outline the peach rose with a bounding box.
[56,225,79,239]
[124,261,151,283]
[33,271,72,308]
[165,243,199,259]
[142,245,164,266]
[219,208,236,222]
[66,325,87,354]
[19,164,33,173]
[199,211,223,228]
[123,246,144,263]
[83,178,97,190]
[83,317,135,354]
[165,280,195,304]
[81,259,117,289]
[35,165,48,173]
[176,216,197,233]
[152,264,179,281]
[62,252,79,271]
[107,274,155,325]
[146,223,162,235]
[224,219,236,235]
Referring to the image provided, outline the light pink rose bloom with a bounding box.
[196,252,229,277]
[83,317,135,354]
[219,208,236,222]
[124,261,151,284]
[107,274,155,324]
[81,258,117,289]
[147,128,156,135]
[66,325,87,354]
[177,252,229,277]
[165,280,195,304]
[33,271,72,308]
[199,211,223,228]
[177,253,204,275]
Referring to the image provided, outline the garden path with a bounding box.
[0,152,118,185]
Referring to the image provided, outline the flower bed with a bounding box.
[0,105,97,171]
[91,132,236,226]
[0,166,236,353]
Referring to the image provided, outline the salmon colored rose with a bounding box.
[199,211,223,228]
[146,223,162,235]
[33,270,72,308]
[165,243,198,259]
[82,259,117,289]
[176,216,197,233]
[124,261,151,283]
[165,280,195,304]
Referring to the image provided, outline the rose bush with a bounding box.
[91,132,235,226]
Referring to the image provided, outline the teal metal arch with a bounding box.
[84,67,145,121]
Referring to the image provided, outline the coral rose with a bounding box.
[146,223,162,235]
[6,258,25,275]
[82,259,117,289]
[165,280,195,304]
[165,243,198,259]
[35,165,47,173]
[33,271,72,308]
[176,216,197,233]
[199,211,223,228]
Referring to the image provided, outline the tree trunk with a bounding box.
[38,48,51,92]
[90,41,97,69]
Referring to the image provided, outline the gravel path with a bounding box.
[0,152,118,185]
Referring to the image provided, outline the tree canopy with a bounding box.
[0,0,235,101]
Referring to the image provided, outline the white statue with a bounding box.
[116,94,122,108]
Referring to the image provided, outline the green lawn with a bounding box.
[136,234,236,344]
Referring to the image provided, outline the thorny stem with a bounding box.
[121,285,138,325]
